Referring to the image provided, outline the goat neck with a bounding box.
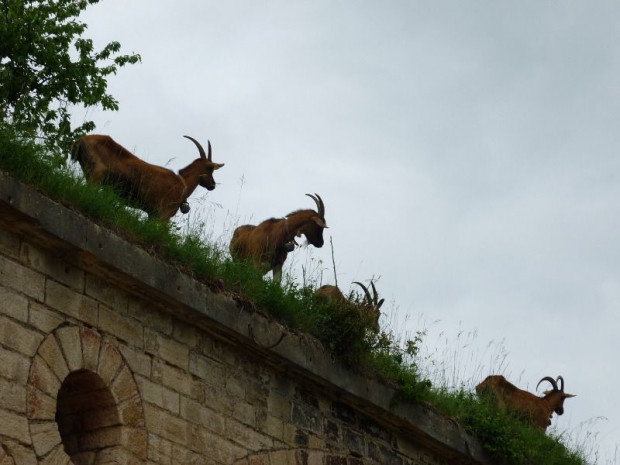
[283,209,318,241]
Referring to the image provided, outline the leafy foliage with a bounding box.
[0,0,140,156]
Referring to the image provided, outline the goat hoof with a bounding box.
[180,202,190,214]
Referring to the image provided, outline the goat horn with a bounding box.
[370,281,379,305]
[537,376,559,392]
[353,281,372,304]
[305,193,325,218]
[183,135,208,160]
[556,376,565,392]
[369,281,385,309]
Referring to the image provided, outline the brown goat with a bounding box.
[229,194,327,282]
[70,134,224,221]
[315,281,385,332]
[476,375,576,430]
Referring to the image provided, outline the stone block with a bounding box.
[147,432,173,465]
[118,344,151,378]
[85,274,128,312]
[0,408,31,444]
[153,361,193,397]
[28,302,64,334]
[0,254,44,301]
[179,397,225,435]
[98,305,143,347]
[97,340,123,385]
[122,427,148,460]
[189,352,225,388]
[37,335,69,382]
[28,355,60,399]
[80,326,102,372]
[111,365,138,403]
[0,378,26,413]
[0,228,20,259]
[127,298,172,336]
[225,419,274,451]
[0,315,43,357]
[118,396,145,427]
[20,242,84,291]
[145,329,189,370]
[39,444,71,465]
[45,280,97,326]
[233,400,257,428]
[0,346,30,384]
[136,376,180,414]
[0,285,28,322]
[143,404,190,446]
[2,440,37,465]
[26,386,56,421]
[172,320,198,348]
[29,421,61,457]
[55,325,83,372]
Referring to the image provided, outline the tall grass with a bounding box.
[0,126,598,465]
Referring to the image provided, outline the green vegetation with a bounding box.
[430,389,586,465]
[0,0,140,157]
[0,1,592,462]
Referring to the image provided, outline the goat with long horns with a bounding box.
[476,374,576,430]
[315,281,385,332]
[70,134,224,221]
[229,193,327,282]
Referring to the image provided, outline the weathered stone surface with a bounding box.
[0,171,497,465]
[36,335,69,383]
[29,421,61,457]
[0,314,43,357]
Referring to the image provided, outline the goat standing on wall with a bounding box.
[315,281,385,332]
[476,375,576,430]
[70,135,225,221]
[229,193,327,282]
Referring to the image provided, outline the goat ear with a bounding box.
[377,298,385,309]
[564,393,577,398]
[213,163,225,170]
[313,217,327,228]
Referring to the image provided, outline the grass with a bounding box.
[0,125,595,465]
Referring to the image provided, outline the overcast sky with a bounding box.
[73,1,619,462]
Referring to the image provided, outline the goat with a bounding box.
[69,134,224,221]
[229,193,327,282]
[315,281,385,332]
[475,375,576,430]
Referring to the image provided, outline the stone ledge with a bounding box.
[0,170,497,465]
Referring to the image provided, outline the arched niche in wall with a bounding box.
[27,325,147,464]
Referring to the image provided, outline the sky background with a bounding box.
[72,1,619,462]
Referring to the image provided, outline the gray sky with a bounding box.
[74,1,620,462]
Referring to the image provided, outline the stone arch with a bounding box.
[27,325,147,464]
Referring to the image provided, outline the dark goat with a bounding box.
[70,134,224,221]
[229,194,327,282]
[476,375,576,430]
[315,281,385,332]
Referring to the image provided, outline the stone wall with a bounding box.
[0,171,495,465]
